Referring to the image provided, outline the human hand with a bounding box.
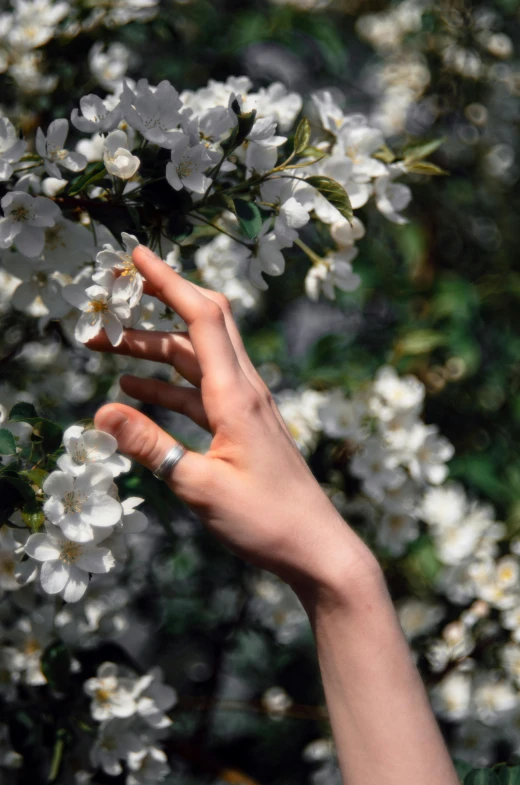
[91,246,380,599]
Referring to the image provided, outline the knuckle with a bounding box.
[203,301,225,325]
[212,292,231,314]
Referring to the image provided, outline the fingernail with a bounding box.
[97,409,128,437]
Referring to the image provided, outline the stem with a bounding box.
[189,212,252,249]
[295,237,323,266]
[47,734,64,782]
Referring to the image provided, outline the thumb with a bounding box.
[94,403,211,507]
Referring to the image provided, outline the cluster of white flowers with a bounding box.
[0,0,157,100]
[13,423,148,603]
[84,661,175,783]
[0,72,422,338]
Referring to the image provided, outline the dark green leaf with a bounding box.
[231,198,262,240]
[497,767,520,785]
[454,760,474,782]
[9,402,38,422]
[31,419,63,452]
[41,642,71,690]
[67,162,107,196]
[20,468,48,488]
[465,770,499,785]
[230,100,257,146]
[0,428,16,455]
[305,175,353,223]
[21,503,45,533]
[293,117,311,156]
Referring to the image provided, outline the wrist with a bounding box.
[288,510,386,616]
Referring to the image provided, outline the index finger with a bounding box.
[132,245,243,386]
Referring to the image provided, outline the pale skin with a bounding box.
[90,244,460,785]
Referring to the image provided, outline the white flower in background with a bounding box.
[76,132,105,163]
[248,222,285,290]
[473,680,518,725]
[25,524,115,602]
[312,90,347,136]
[42,465,122,542]
[90,719,143,777]
[397,599,444,640]
[375,165,412,224]
[244,82,302,131]
[502,644,520,687]
[370,366,425,422]
[194,233,259,315]
[71,94,123,133]
[261,176,313,247]
[3,216,94,277]
[36,119,87,179]
[94,232,142,306]
[122,79,182,146]
[330,215,365,248]
[431,670,472,721]
[126,746,170,785]
[89,42,130,91]
[120,497,148,535]
[0,526,26,593]
[4,606,55,686]
[63,282,132,346]
[402,423,454,485]
[305,250,361,301]
[0,117,25,181]
[262,686,293,718]
[245,115,286,174]
[421,483,468,529]
[377,511,419,555]
[166,132,213,193]
[0,191,60,257]
[84,662,139,720]
[276,388,326,456]
[58,425,131,477]
[103,130,140,179]
[134,667,176,728]
[351,436,406,502]
[319,389,367,443]
[335,124,387,180]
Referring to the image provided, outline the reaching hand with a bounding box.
[91,245,378,596]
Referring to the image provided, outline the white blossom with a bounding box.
[166,132,213,193]
[25,524,115,602]
[0,117,25,181]
[36,119,87,179]
[63,282,132,346]
[122,79,183,146]
[71,93,123,134]
[57,424,131,477]
[103,130,140,179]
[0,191,61,257]
[42,465,122,542]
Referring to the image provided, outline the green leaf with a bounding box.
[497,767,520,785]
[305,175,353,223]
[67,162,107,196]
[454,760,474,782]
[0,428,17,455]
[9,401,38,422]
[41,642,71,691]
[20,468,49,487]
[373,144,396,163]
[465,770,499,785]
[230,198,262,240]
[403,138,445,163]
[293,117,311,156]
[406,161,448,176]
[21,503,45,533]
[31,419,63,452]
[395,329,445,356]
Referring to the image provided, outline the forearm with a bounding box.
[297,539,459,785]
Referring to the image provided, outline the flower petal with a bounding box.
[82,496,122,527]
[43,470,74,498]
[61,565,88,603]
[76,545,115,574]
[40,560,69,594]
[25,533,61,561]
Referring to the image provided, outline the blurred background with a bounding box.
[3,0,520,781]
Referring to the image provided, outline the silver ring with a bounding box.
[152,444,186,480]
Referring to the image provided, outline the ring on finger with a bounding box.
[153,443,186,480]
